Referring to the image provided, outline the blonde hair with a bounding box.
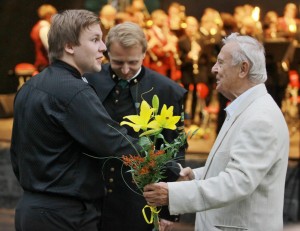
[106,22,147,53]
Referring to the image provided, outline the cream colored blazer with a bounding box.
[168,84,289,231]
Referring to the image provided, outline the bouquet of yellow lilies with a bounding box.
[120,95,187,231]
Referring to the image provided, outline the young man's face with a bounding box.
[108,42,145,80]
[72,23,107,74]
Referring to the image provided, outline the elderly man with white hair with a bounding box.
[144,33,289,231]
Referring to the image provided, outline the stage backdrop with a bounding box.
[0,0,299,93]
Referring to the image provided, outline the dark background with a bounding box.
[0,0,299,93]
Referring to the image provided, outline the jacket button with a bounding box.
[110,167,115,172]
[115,99,119,104]
[109,178,114,183]
[108,189,113,193]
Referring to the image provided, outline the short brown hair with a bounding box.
[48,9,100,63]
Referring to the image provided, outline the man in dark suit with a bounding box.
[85,22,187,231]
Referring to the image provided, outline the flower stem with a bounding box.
[153,211,159,231]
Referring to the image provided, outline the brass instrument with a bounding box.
[173,49,182,66]
[190,35,201,75]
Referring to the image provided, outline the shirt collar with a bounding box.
[110,66,145,86]
[225,84,261,120]
[126,67,142,82]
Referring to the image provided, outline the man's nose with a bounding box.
[99,40,107,52]
[211,63,217,74]
[121,64,129,74]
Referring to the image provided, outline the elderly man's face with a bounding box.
[211,42,242,101]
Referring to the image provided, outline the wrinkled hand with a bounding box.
[159,218,174,231]
[143,182,169,207]
[178,167,195,181]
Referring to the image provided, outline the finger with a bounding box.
[179,167,190,176]
[178,163,183,170]
[144,183,156,192]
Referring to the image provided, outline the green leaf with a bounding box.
[138,136,153,150]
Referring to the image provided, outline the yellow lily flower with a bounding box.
[149,105,180,130]
[120,100,155,132]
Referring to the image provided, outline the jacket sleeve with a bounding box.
[62,87,141,157]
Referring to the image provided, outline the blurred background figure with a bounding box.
[233,5,246,31]
[125,0,149,28]
[131,0,150,18]
[238,5,263,41]
[167,2,186,37]
[199,8,223,111]
[277,3,300,39]
[262,5,293,110]
[220,12,238,37]
[263,11,279,39]
[178,16,207,125]
[30,4,57,72]
[99,4,117,41]
[200,8,223,44]
[144,9,181,81]
[115,11,131,25]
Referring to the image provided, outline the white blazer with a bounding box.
[168,84,289,231]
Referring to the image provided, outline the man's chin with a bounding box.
[94,65,102,73]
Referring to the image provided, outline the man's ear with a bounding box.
[65,43,74,55]
[239,61,250,78]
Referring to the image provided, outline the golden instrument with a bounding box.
[190,35,201,75]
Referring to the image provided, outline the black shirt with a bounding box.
[10,60,140,201]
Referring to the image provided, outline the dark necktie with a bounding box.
[117,79,129,89]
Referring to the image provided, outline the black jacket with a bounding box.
[85,64,187,231]
[10,61,140,202]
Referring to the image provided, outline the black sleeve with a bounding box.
[63,88,141,157]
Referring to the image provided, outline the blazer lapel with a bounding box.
[202,113,237,179]
[201,84,268,179]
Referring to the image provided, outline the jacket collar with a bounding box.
[109,66,145,87]
[52,60,82,79]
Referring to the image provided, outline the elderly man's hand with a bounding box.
[178,167,195,181]
[143,182,169,207]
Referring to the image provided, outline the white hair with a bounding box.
[222,32,267,84]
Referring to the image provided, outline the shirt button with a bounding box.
[108,189,113,193]
[115,99,119,104]
[109,178,114,183]
[115,89,120,94]
[110,167,115,172]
